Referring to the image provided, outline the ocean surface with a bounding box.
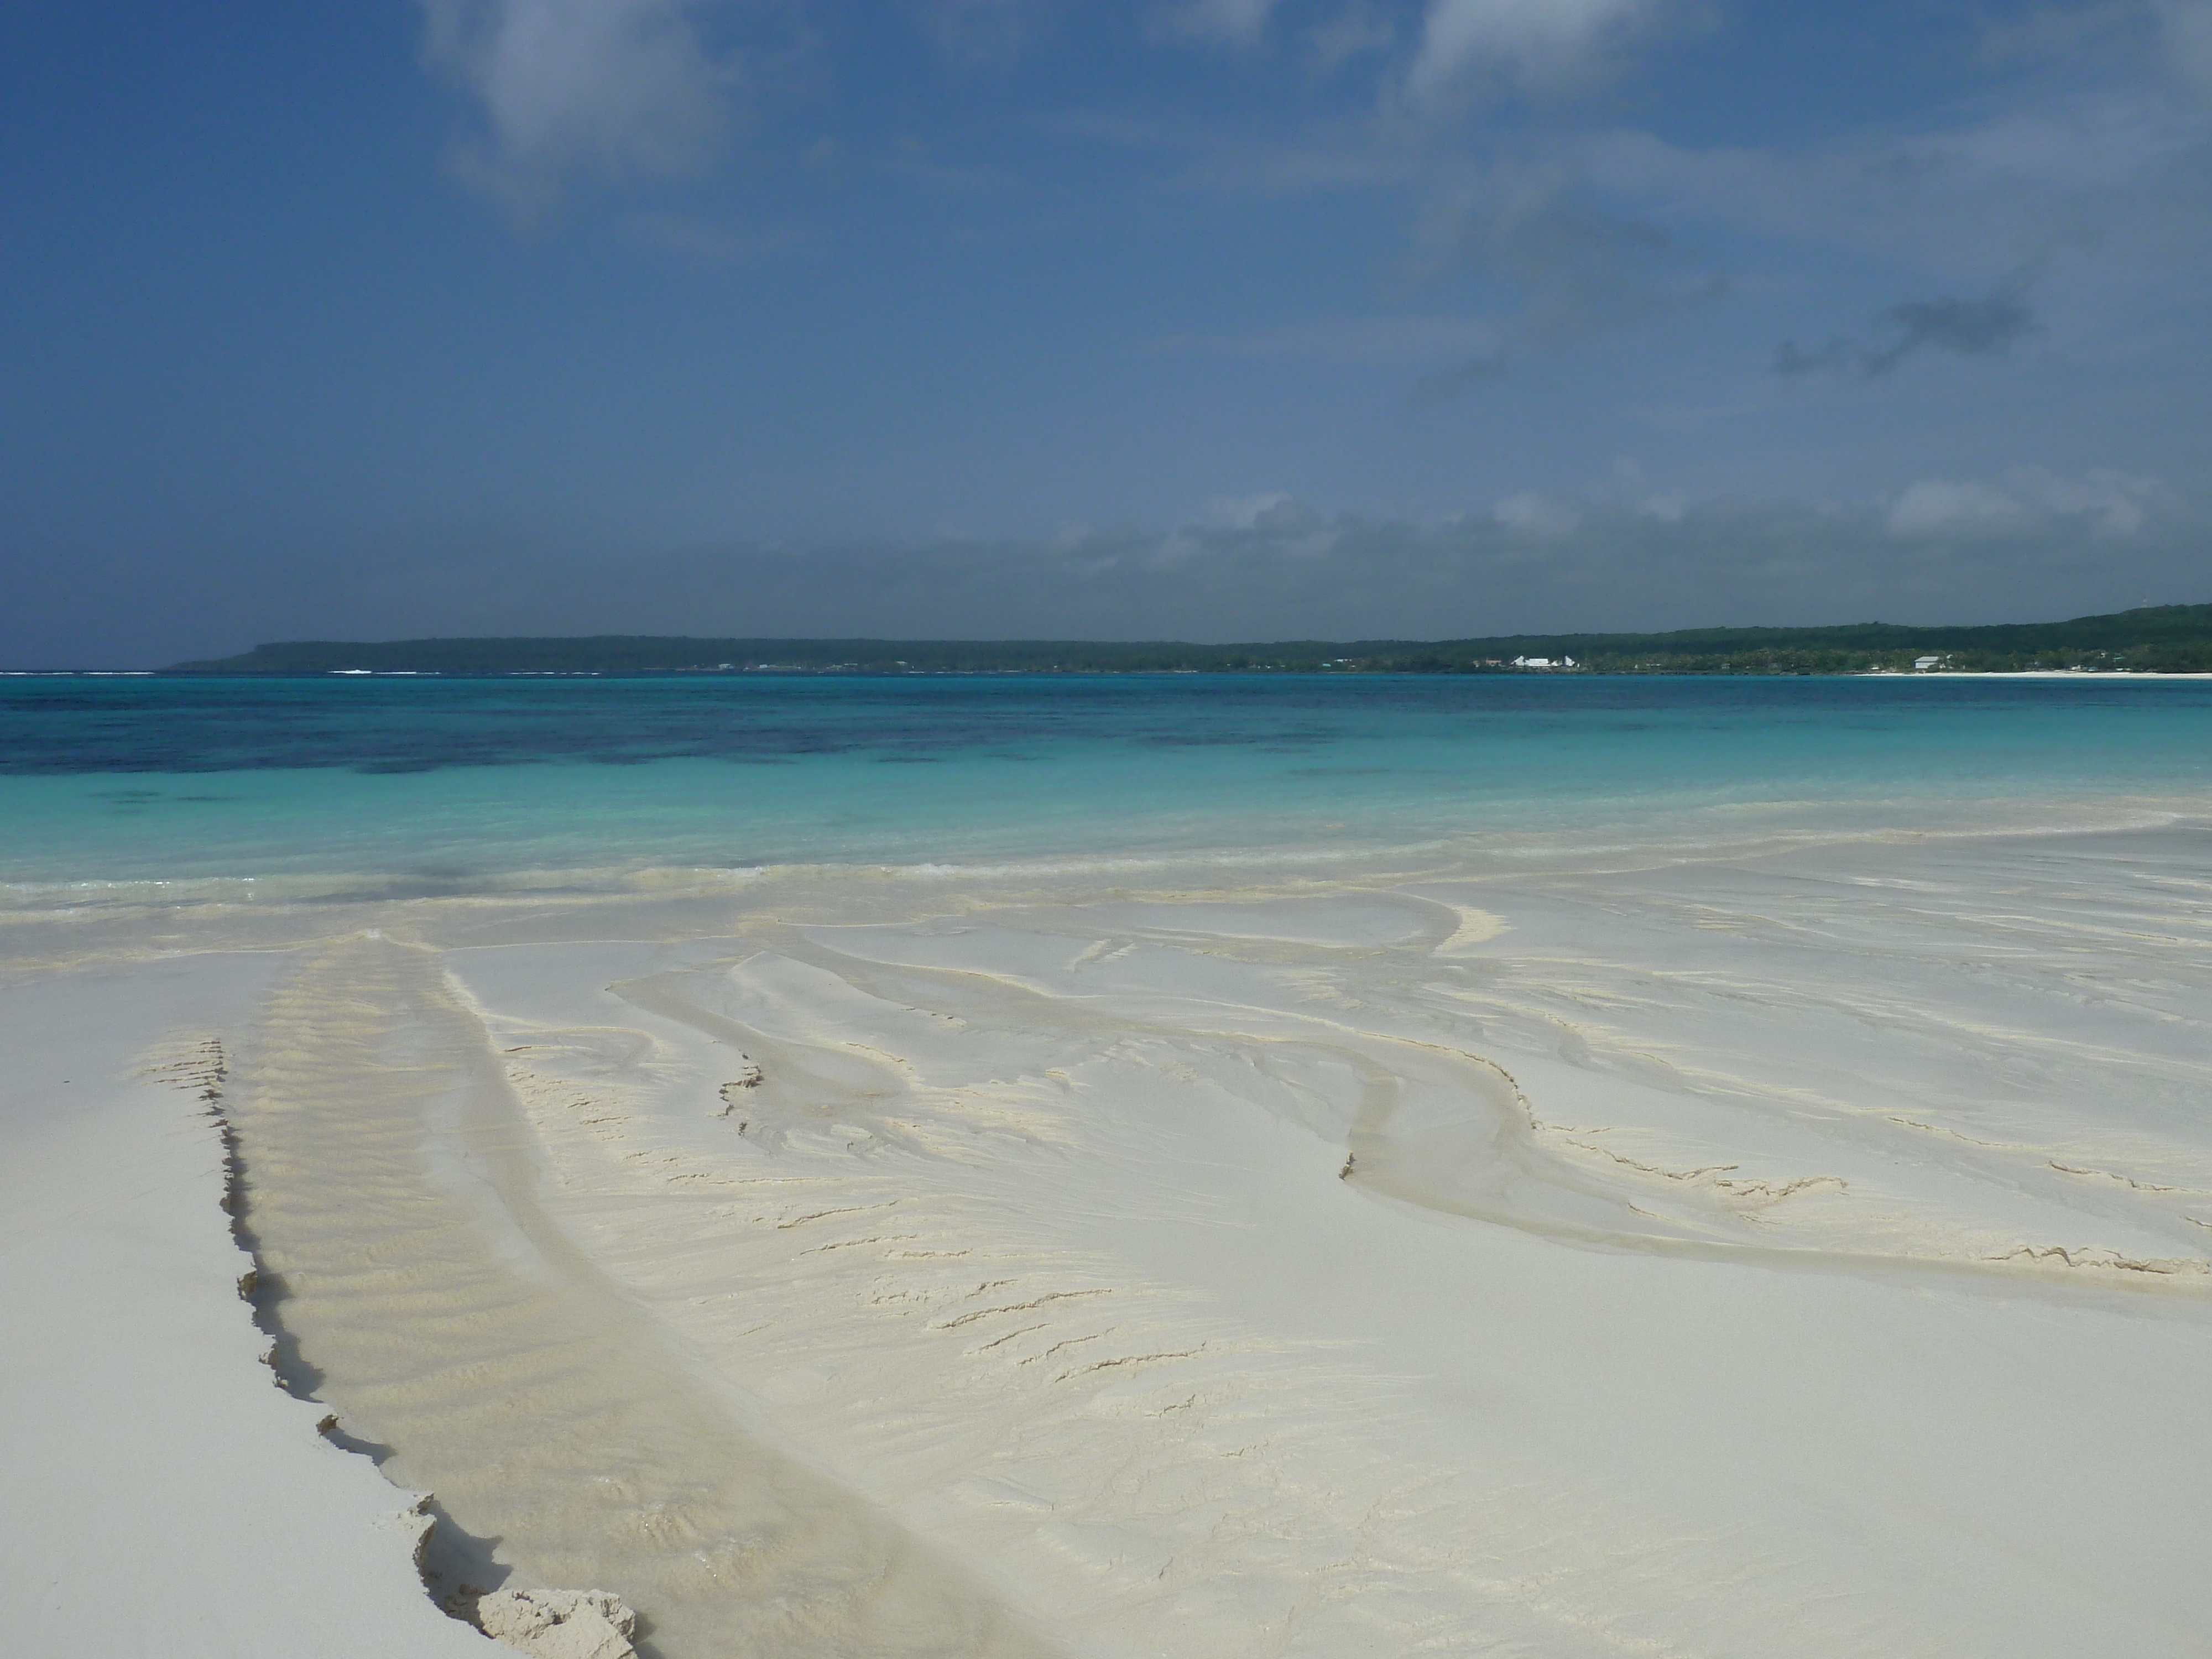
[4,673,2212,901]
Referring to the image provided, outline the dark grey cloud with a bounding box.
[1873,290,2038,364]
[1776,285,2039,378]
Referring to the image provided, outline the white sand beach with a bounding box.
[0,955,497,1658]
[5,822,2210,1657]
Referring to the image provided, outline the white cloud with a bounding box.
[1885,479,2030,538]
[1886,467,2160,538]
[2012,465,2161,532]
[1494,491,1583,535]
[1407,0,1663,102]
[419,0,733,195]
[1198,490,1297,529]
[1600,455,1690,520]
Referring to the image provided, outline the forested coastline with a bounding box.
[165,602,2212,676]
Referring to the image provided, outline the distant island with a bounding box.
[166,602,2212,677]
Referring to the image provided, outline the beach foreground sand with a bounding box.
[4,823,2209,1656]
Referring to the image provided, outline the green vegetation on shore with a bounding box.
[165,602,2212,676]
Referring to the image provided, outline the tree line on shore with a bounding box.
[165,602,2212,677]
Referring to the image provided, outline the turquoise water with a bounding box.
[4,674,2211,899]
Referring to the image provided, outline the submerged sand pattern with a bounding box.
[184,825,2212,1656]
[227,934,1057,1659]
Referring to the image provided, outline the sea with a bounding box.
[4,672,2212,905]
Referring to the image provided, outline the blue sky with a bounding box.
[4,1,2209,662]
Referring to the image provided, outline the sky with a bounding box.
[3,0,2209,664]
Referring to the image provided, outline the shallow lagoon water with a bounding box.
[4,673,2211,896]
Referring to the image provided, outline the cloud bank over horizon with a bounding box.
[18,469,2201,668]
